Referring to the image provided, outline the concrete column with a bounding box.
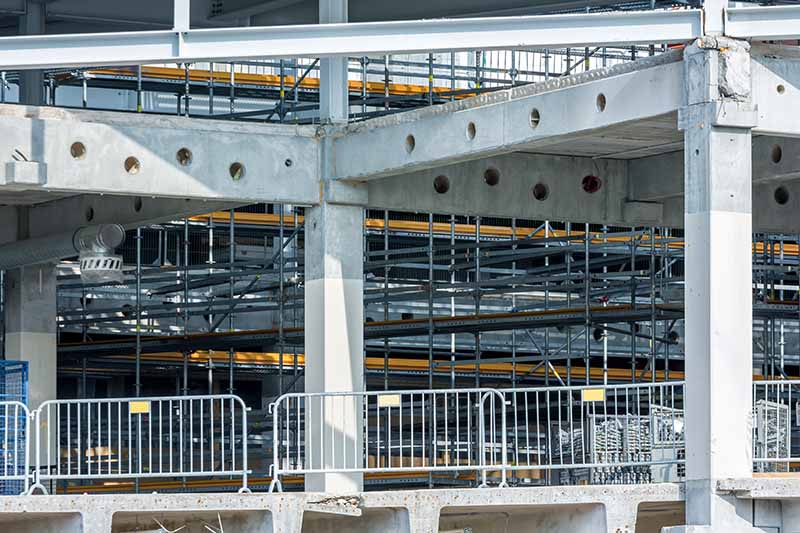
[319,0,348,123]
[17,0,45,106]
[674,38,758,531]
[4,264,57,411]
[407,502,440,533]
[304,202,364,492]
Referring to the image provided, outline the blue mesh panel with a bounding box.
[0,361,28,495]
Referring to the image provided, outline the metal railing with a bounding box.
[269,388,507,491]
[500,382,685,485]
[28,394,250,494]
[6,381,800,491]
[0,401,30,495]
[753,380,800,471]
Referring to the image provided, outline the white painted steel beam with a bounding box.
[0,105,321,204]
[726,5,800,42]
[0,9,702,70]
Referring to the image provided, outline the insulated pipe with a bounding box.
[0,224,125,269]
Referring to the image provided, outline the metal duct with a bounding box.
[0,224,125,270]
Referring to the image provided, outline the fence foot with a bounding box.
[269,478,283,493]
[26,482,48,495]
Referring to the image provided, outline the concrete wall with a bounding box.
[438,503,605,533]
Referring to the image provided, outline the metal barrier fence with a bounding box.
[0,401,30,494]
[500,382,685,485]
[753,380,800,471]
[269,388,507,491]
[268,383,687,491]
[0,382,704,493]
[28,394,250,494]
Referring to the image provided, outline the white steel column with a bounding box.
[703,0,727,36]
[319,0,349,123]
[303,201,364,492]
[17,0,45,105]
[673,38,758,532]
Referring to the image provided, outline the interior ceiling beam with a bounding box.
[209,0,306,21]
[0,8,702,69]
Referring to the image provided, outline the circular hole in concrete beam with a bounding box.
[775,186,790,206]
[484,167,500,187]
[70,142,86,160]
[229,162,245,181]
[531,182,549,201]
[772,144,783,164]
[433,175,450,194]
[405,134,416,154]
[124,156,141,174]
[466,122,476,141]
[596,93,607,112]
[176,147,193,166]
[777,84,786,95]
[582,175,603,194]
[85,206,95,222]
[530,108,541,129]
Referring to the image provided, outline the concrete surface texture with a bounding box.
[0,484,685,533]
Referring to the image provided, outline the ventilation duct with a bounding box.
[0,224,126,283]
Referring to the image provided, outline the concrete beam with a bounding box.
[366,153,633,225]
[752,45,800,137]
[333,51,685,181]
[629,136,800,231]
[24,195,238,237]
[0,104,321,204]
[367,132,800,231]
[0,195,236,269]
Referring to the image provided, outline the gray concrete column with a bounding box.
[4,264,57,410]
[674,38,759,532]
[407,502,440,533]
[319,0,348,123]
[303,201,364,492]
[17,0,45,106]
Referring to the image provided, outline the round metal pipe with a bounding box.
[0,224,125,270]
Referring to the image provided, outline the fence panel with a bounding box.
[753,380,800,472]
[269,388,506,491]
[29,394,249,493]
[0,401,30,494]
[500,382,685,485]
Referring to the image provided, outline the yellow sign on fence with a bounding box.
[581,389,606,403]
[378,394,402,408]
[129,400,151,414]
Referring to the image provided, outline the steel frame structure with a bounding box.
[0,9,704,70]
